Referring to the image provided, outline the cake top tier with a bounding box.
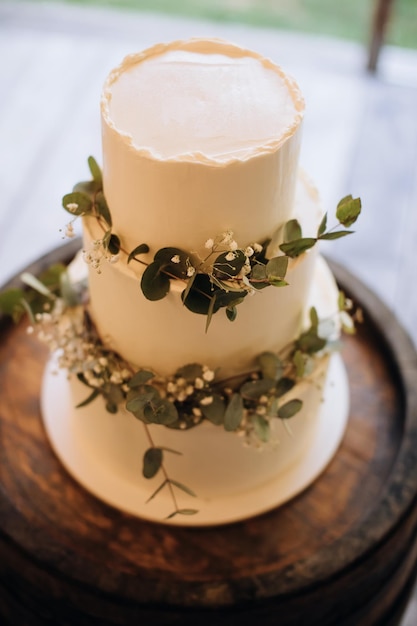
[101,38,304,164]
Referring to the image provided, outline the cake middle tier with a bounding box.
[84,171,323,378]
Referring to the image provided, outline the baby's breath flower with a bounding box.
[225,251,236,262]
[229,240,238,251]
[171,254,181,264]
[167,381,177,394]
[194,377,204,389]
[187,266,195,277]
[200,395,213,406]
[205,238,214,249]
[64,223,76,239]
[66,203,79,213]
[245,246,254,257]
[220,231,233,244]
[253,243,262,253]
[192,407,202,417]
[110,372,123,384]
[202,369,215,382]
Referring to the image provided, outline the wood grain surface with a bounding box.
[1,242,417,625]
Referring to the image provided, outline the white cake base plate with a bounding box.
[41,352,349,526]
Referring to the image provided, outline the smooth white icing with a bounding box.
[100,39,304,259]
[84,170,322,378]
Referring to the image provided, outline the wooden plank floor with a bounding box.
[1,2,417,624]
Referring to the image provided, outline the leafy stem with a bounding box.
[142,423,198,519]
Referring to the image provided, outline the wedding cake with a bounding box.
[39,38,360,523]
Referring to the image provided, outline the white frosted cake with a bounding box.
[37,38,361,523]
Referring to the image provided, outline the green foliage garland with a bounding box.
[62,157,361,330]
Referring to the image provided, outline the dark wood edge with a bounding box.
[1,244,417,592]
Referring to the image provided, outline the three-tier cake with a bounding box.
[40,38,359,524]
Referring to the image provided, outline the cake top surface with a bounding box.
[101,38,304,163]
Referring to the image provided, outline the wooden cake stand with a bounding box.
[1,240,417,626]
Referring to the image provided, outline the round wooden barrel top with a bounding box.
[1,240,417,626]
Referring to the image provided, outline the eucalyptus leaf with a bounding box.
[278,398,303,419]
[213,249,246,278]
[143,447,163,479]
[127,243,150,264]
[253,415,270,442]
[250,262,269,289]
[279,237,317,258]
[224,393,244,431]
[107,234,121,255]
[0,288,26,321]
[105,400,118,414]
[266,255,288,281]
[200,394,225,425]
[181,270,197,303]
[143,397,178,425]
[296,328,327,354]
[181,274,212,315]
[75,388,100,408]
[317,213,327,237]
[95,191,112,227]
[126,385,159,413]
[88,155,102,184]
[284,219,302,242]
[319,230,354,240]
[293,350,305,377]
[62,191,92,216]
[166,508,199,519]
[20,273,54,299]
[310,307,319,328]
[141,261,171,301]
[154,247,189,279]
[175,363,203,382]
[275,377,295,398]
[128,369,154,388]
[226,305,237,321]
[240,378,275,400]
[336,195,361,227]
[257,352,283,381]
[146,479,168,503]
[169,479,197,498]
[105,383,125,406]
[38,264,67,293]
[205,292,217,333]
[73,180,101,197]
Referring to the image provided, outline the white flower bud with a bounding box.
[200,395,214,406]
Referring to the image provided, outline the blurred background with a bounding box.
[0,0,416,336]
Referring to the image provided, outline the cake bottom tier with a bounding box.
[41,257,350,526]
